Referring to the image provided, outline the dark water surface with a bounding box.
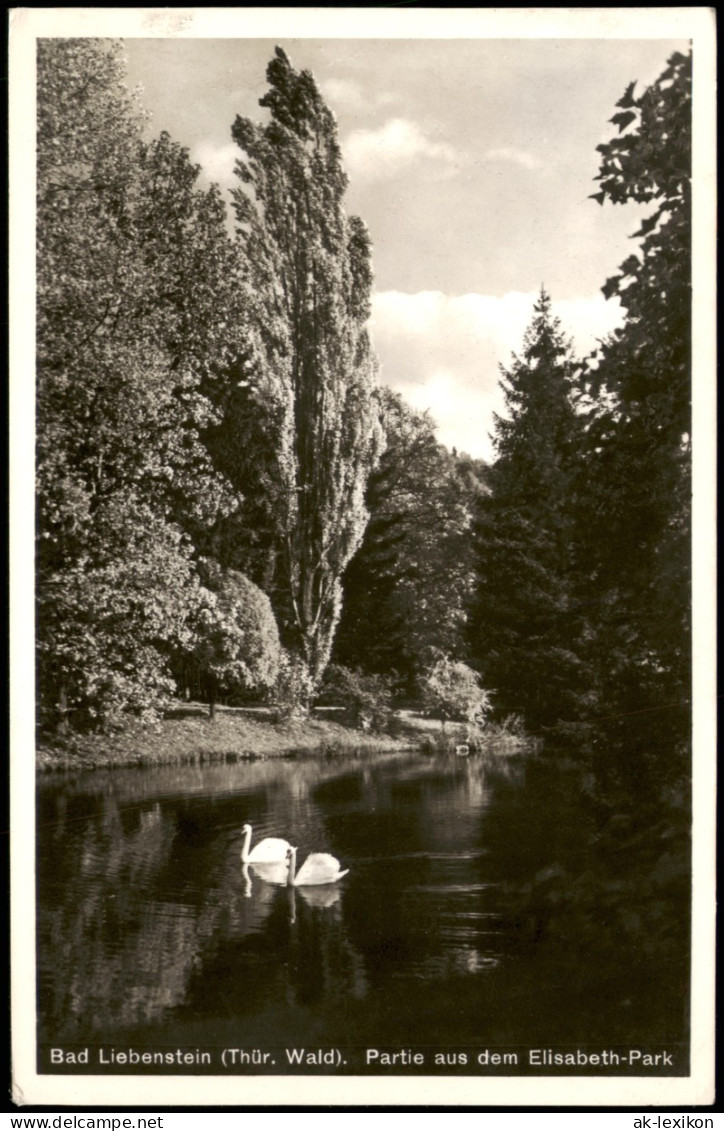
[36,749,689,1075]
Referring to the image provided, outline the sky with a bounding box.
[120,31,689,460]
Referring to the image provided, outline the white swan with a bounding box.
[241,859,290,897]
[286,845,349,887]
[240,823,292,864]
[249,860,291,886]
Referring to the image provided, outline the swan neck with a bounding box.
[287,847,297,886]
[240,825,252,862]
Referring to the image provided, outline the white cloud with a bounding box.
[190,140,238,190]
[371,290,623,460]
[321,77,394,115]
[343,118,461,182]
[555,292,625,356]
[396,368,502,462]
[484,147,542,171]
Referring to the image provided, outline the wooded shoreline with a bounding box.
[35,42,692,805]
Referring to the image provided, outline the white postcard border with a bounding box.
[10,6,717,1109]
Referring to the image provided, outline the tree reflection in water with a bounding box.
[36,748,689,1057]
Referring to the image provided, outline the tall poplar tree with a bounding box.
[227,47,382,687]
[469,291,588,733]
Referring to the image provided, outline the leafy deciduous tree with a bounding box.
[335,388,484,693]
[37,39,241,729]
[576,49,692,784]
[422,657,491,728]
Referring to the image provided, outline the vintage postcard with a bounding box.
[10,6,716,1110]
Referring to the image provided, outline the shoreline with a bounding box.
[35,708,430,772]
[36,704,531,772]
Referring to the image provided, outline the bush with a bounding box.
[422,657,491,728]
[190,565,281,715]
[319,664,393,732]
[273,651,316,720]
[37,501,206,733]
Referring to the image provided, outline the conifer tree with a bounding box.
[469,291,587,733]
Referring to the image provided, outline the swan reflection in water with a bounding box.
[241,859,289,897]
[288,882,342,922]
[241,860,343,921]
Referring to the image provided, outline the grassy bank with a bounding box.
[36,705,421,771]
[36,704,533,771]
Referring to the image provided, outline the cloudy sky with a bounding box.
[118,26,689,460]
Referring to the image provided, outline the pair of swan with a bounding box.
[240,823,348,886]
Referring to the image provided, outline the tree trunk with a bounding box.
[56,685,69,736]
[208,674,218,721]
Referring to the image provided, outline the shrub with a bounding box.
[37,501,206,733]
[190,565,281,715]
[319,664,393,732]
[422,657,491,728]
[273,651,316,720]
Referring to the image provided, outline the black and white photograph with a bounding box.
[10,6,716,1110]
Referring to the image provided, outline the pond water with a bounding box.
[36,748,689,1077]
